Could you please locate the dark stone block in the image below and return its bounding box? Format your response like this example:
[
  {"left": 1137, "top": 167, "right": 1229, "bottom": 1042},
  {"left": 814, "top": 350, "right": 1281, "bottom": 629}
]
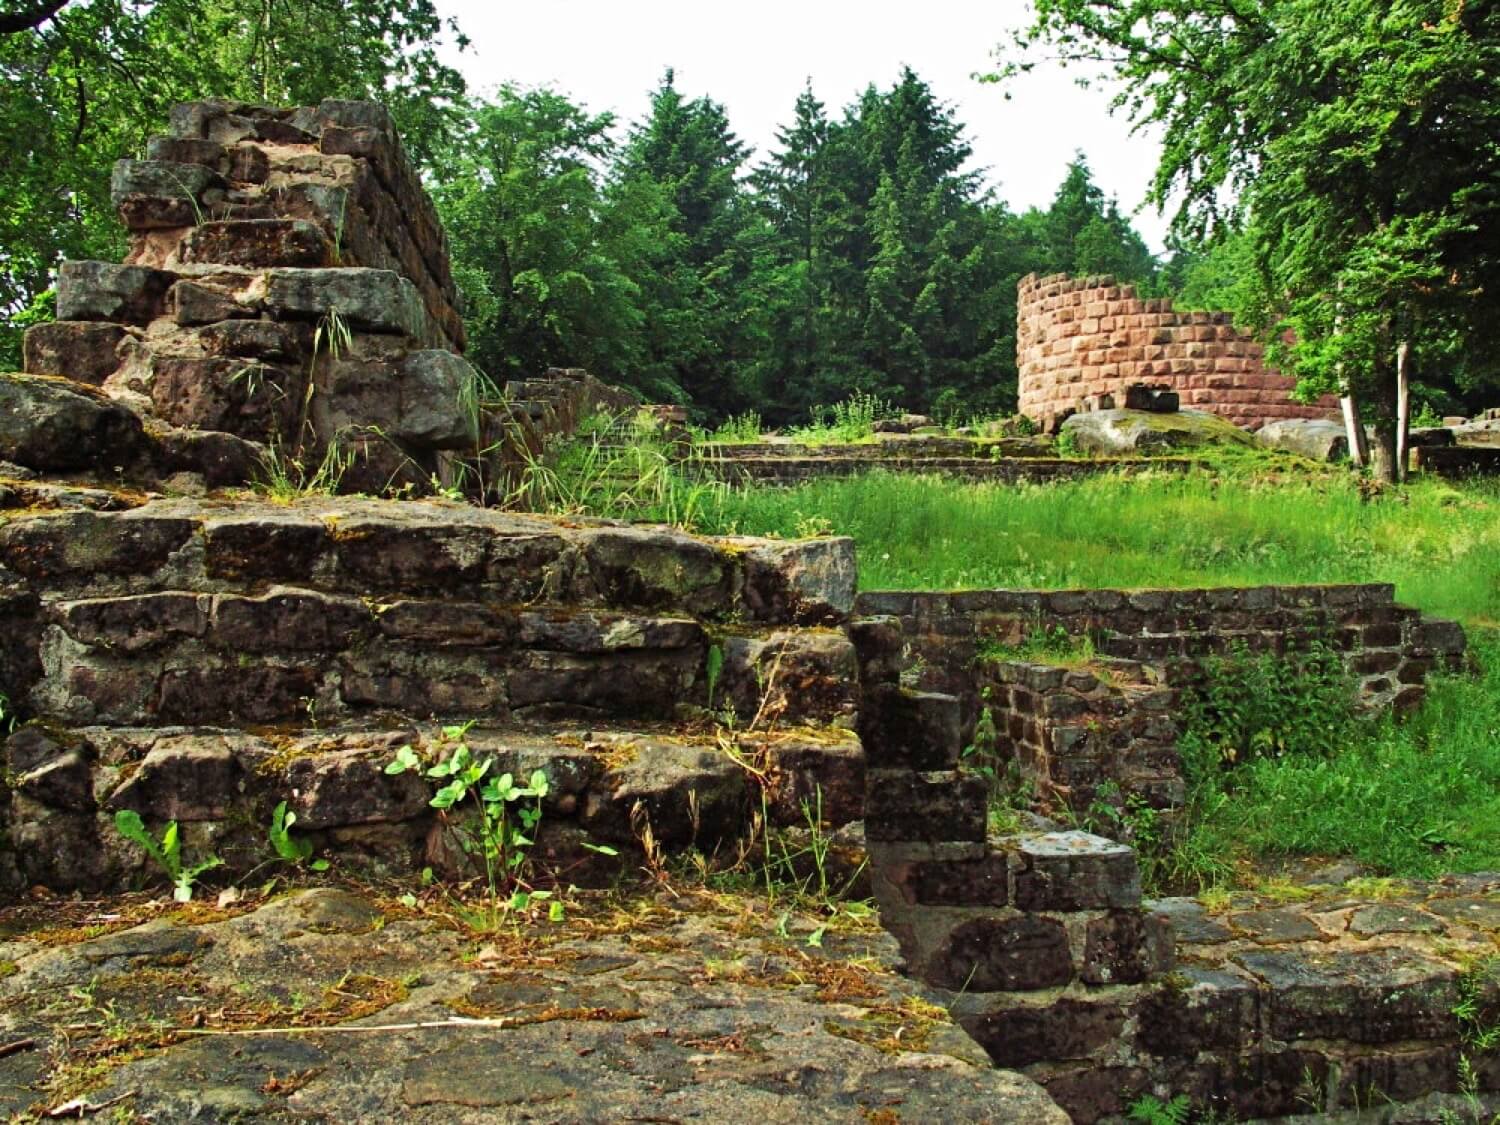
[
  {"left": 199, "top": 319, "right": 306, "bottom": 361},
  {"left": 156, "top": 663, "right": 324, "bottom": 725},
  {"left": 575, "top": 527, "right": 736, "bottom": 617},
  {"left": 880, "top": 853, "right": 1011, "bottom": 908},
  {"left": 22, "top": 322, "right": 127, "bottom": 383},
  {"left": 172, "top": 280, "right": 254, "bottom": 326},
  {"left": 0, "top": 511, "right": 195, "bottom": 581},
  {"left": 0, "top": 372, "right": 146, "bottom": 472},
  {"left": 1081, "top": 909, "right": 1174, "bottom": 984},
  {"left": 1236, "top": 947, "right": 1459, "bottom": 1043},
  {"left": 202, "top": 514, "right": 329, "bottom": 581},
  {"left": 149, "top": 355, "right": 304, "bottom": 441},
  {"left": 105, "top": 735, "right": 242, "bottom": 820},
  {"left": 930, "top": 912, "right": 1074, "bottom": 992},
  {"left": 211, "top": 590, "right": 373, "bottom": 652},
  {"left": 863, "top": 770, "right": 987, "bottom": 842},
  {"left": 956, "top": 995, "right": 1126, "bottom": 1066},
  {"left": 332, "top": 519, "right": 491, "bottom": 592},
  {"left": 1138, "top": 968, "right": 1259, "bottom": 1054},
  {"left": 284, "top": 748, "right": 431, "bottom": 830},
  {"left": 57, "top": 261, "right": 175, "bottom": 323},
  {"left": 57, "top": 593, "right": 208, "bottom": 653},
  {"left": 858, "top": 685, "right": 963, "bottom": 770}
]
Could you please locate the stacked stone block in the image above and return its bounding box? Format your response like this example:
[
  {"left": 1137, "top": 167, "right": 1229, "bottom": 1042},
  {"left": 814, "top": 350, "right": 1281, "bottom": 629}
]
[
  {"left": 1017, "top": 272, "right": 1339, "bottom": 432},
  {"left": 13, "top": 100, "right": 637, "bottom": 501},
  {"left": 983, "top": 658, "right": 1184, "bottom": 813},
  {"left": 0, "top": 496, "right": 863, "bottom": 892}
]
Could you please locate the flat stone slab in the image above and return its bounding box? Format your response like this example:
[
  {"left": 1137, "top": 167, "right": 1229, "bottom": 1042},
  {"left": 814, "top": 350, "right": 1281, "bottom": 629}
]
[{"left": 0, "top": 885, "right": 1068, "bottom": 1123}]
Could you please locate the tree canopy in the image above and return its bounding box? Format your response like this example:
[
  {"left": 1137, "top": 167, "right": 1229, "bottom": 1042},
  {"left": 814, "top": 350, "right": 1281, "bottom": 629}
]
[{"left": 1002, "top": 0, "right": 1500, "bottom": 473}]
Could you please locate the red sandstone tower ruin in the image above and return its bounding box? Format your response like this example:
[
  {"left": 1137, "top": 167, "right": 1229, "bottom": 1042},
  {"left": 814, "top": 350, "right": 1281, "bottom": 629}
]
[{"left": 1016, "top": 272, "right": 1338, "bottom": 431}]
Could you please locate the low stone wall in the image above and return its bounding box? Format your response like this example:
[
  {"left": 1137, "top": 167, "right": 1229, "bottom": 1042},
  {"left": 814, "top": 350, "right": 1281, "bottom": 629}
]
[
  {"left": 855, "top": 584, "right": 1465, "bottom": 814},
  {"left": 1017, "top": 272, "right": 1339, "bottom": 432},
  {"left": 0, "top": 497, "right": 863, "bottom": 893}
]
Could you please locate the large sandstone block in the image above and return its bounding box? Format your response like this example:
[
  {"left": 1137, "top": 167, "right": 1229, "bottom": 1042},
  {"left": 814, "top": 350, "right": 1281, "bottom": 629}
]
[
  {"left": 177, "top": 219, "right": 334, "bottom": 268},
  {"left": 0, "top": 373, "right": 147, "bottom": 472},
  {"left": 263, "top": 268, "right": 427, "bottom": 338},
  {"left": 22, "top": 322, "right": 128, "bottom": 383},
  {"left": 56, "top": 261, "right": 174, "bottom": 324}
]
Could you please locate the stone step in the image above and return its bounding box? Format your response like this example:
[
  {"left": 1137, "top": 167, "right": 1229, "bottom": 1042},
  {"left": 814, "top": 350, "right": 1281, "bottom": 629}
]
[
  {"left": 0, "top": 497, "right": 855, "bottom": 625},
  {"left": 0, "top": 372, "right": 265, "bottom": 487},
  {"left": 2, "top": 717, "right": 865, "bottom": 894}
]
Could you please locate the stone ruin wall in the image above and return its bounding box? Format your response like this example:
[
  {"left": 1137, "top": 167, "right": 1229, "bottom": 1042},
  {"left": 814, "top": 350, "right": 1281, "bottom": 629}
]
[
  {"left": 1017, "top": 272, "right": 1340, "bottom": 431},
  {"left": 856, "top": 584, "right": 1467, "bottom": 818},
  {"left": 17, "top": 98, "right": 633, "bottom": 501}
]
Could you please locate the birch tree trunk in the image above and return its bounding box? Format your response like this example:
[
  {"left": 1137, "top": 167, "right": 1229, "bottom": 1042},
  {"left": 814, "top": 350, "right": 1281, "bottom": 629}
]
[
  {"left": 1395, "top": 339, "right": 1412, "bottom": 482},
  {"left": 1340, "top": 393, "right": 1370, "bottom": 467}
]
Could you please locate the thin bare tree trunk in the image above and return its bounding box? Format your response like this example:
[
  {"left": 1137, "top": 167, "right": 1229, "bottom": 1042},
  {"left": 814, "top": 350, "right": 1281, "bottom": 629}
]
[
  {"left": 1395, "top": 339, "right": 1412, "bottom": 482},
  {"left": 1340, "top": 393, "right": 1369, "bottom": 467}
]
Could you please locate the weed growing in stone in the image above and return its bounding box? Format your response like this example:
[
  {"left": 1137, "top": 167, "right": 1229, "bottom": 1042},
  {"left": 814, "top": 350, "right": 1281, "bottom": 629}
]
[
  {"left": 386, "top": 724, "right": 557, "bottom": 927},
  {"left": 788, "top": 391, "right": 889, "bottom": 445},
  {"left": 267, "top": 801, "right": 329, "bottom": 872},
  {"left": 112, "top": 810, "right": 223, "bottom": 903},
  {"left": 708, "top": 411, "right": 762, "bottom": 443}
]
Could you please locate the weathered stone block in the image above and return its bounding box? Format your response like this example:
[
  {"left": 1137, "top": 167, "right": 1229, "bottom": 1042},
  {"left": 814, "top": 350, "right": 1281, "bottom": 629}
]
[
  {"left": 264, "top": 268, "right": 426, "bottom": 338},
  {"left": 1137, "top": 968, "right": 1259, "bottom": 1054},
  {"left": 156, "top": 663, "right": 325, "bottom": 725},
  {"left": 1236, "top": 947, "right": 1459, "bottom": 1043},
  {"left": 211, "top": 589, "right": 373, "bottom": 652},
  {"left": 858, "top": 685, "right": 963, "bottom": 770},
  {"left": 283, "top": 747, "right": 431, "bottom": 829},
  {"left": 732, "top": 535, "right": 857, "bottom": 625},
  {"left": 575, "top": 527, "right": 735, "bottom": 618},
  {"left": 879, "top": 852, "right": 1011, "bottom": 907},
  {"left": 105, "top": 735, "right": 241, "bottom": 820},
  {"left": 1010, "top": 831, "right": 1143, "bottom": 911},
  {"left": 171, "top": 280, "right": 254, "bottom": 326},
  {"left": 928, "top": 912, "right": 1074, "bottom": 991},
  {"left": 0, "top": 510, "right": 195, "bottom": 581},
  {"left": 1080, "top": 909, "right": 1174, "bottom": 984},
  {"left": 201, "top": 512, "right": 330, "bottom": 581},
  {"left": 56, "top": 261, "right": 174, "bottom": 323},
  {"left": 56, "top": 593, "right": 209, "bottom": 653},
  {"left": 0, "top": 373, "right": 146, "bottom": 472},
  {"left": 149, "top": 355, "right": 303, "bottom": 440},
  {"left": 178, "top": 219, "right": 333, "bottom": 267},
  {"left": 953, "top": 994, "right": 1129, "bottom": 1067},
  {"left": 22, "top": 322, "right": 128, "bottom": 383}
]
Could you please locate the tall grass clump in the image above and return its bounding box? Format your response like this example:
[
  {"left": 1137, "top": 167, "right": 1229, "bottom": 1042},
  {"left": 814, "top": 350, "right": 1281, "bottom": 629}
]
[
  {"left": 788, "top": 391, "right": 889, "bottom": 445},
  {"left": 708, "top": 411, "right": 763, "bottom": 444},
  {"left": 506, "top": 411, "right": 727, "bottom": 529},
  {"left": 688, "top": 470, "right": 1500, "bottom": 626}
]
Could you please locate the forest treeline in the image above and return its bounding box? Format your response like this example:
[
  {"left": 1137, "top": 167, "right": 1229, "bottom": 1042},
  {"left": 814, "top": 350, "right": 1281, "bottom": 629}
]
[{"left": 2, "top": 0, "right": 1494, "bottom": 436}]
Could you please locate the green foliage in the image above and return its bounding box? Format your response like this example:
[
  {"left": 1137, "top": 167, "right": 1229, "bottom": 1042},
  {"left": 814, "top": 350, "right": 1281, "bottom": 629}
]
[
  {"left": 704, "top": 643, "right": 726, "bottom": 713},
  {"left": 789, "top": 391, "right": 890, "bottom": 445},
  {"left": 1127, "top": 1094, "right": 1191, "bottom": 1125},
  {"left": 709, "top": 412, "right": 763, "bottom": 444},
  {"left": 505, "top": 417, "right": 728, "bottom": 529},
  {"left": 684, "top": 471, "right": 1500, "bottom": 627},
  {"left": 980, "top": 623, "right": 1097, "bottom": 667},
  {"left": 998, "top": 0, "right": 1500, "bottom": 475},
  {"left": 112, "top": 809, "right": 223, "bottom": 903},
  {"left": 1180, "top": 643, "right": 1354, "bottom": 769},
  {"left": 268, "top": 801, "right": 329, "bottom": 871}
]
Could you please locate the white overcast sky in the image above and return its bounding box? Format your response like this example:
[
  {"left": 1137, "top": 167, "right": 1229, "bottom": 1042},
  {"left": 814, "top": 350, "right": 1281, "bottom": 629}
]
[{"left": 433, "top": 0, "right": 1170, "bottom": 250}]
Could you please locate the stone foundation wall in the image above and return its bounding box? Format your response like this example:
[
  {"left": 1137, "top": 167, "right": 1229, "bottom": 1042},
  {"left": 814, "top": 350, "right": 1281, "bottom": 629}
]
[
  {"left": 855, "top": 583, "right": 1466, "bottom": 814},
  {"left": 1017, "top": 272, "right": 1339, "bottom": 432}
]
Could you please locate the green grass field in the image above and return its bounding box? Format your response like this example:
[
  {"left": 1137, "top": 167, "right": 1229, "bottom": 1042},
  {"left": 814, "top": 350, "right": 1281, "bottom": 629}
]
[{"left": 688, "top": 469, "right": 1500, "bottom": 626}]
